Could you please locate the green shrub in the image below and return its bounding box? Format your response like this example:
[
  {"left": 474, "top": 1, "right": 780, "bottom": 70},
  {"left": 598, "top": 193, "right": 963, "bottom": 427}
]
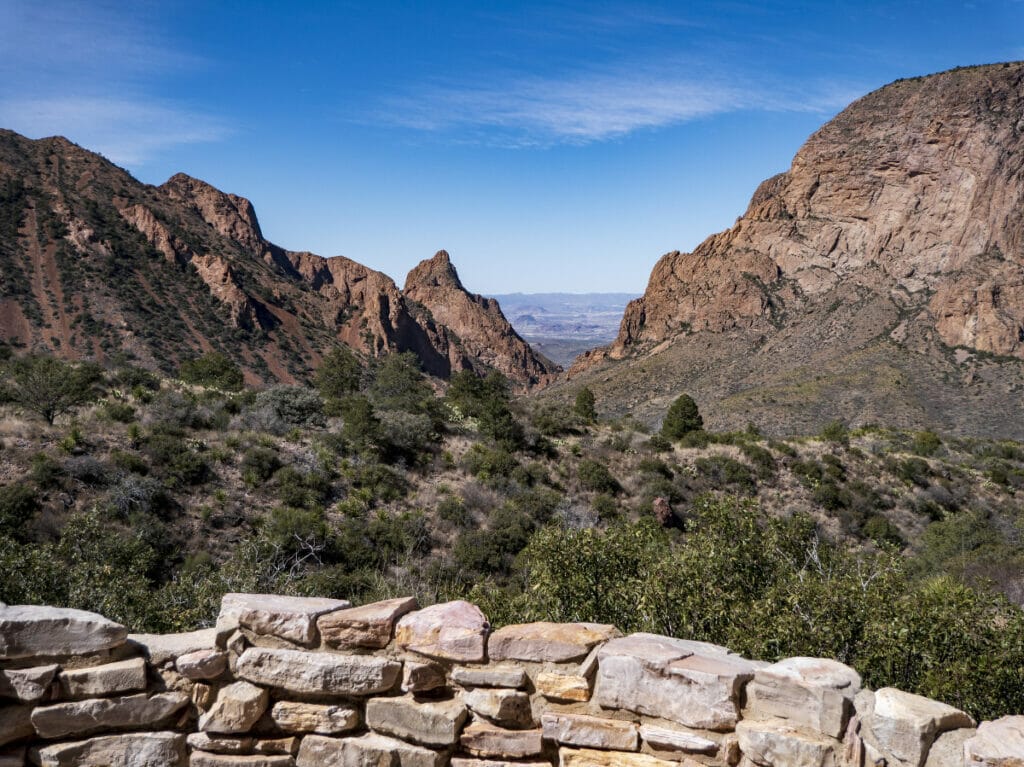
[
  {"left": 241, "top": 447, "right": 282, "bottom": 486},
  {"left": 740, "top": 442, "right": 776, "bottom": 478},
  {"left": 1, "top": 354, "right": 104, "bottom": 424},
  {"left": 577, "top": 459, "right": 620, "bottom": 494},
  {"left": 179, "top": 352, "right": 244, "bottom": 391},
  {"left": 660, "top": 394, "right": 703, "bottom": 440},
  {"left": 820, "top": 419, "right": 850, "bottom": 445},
  {"left": 254, "top": 386, "right": 325, "bottom": 429},
  {"left": 912, "top": 430, "right": 943, "bottom": 457},
  {"left": 103, "top": 401, "right": 137, "bottom": 423},
  {"left": 315, "top": 347, "right": 362, "bottom": 404},
  {"left": 573, "top": 387, "right": 596, "bottom": 422},
  {"left": 695, "top": 455, "right": 755, "bottom": 492},
  {"left": 0, "top": 483, "right": 38, "bottom": 539}
]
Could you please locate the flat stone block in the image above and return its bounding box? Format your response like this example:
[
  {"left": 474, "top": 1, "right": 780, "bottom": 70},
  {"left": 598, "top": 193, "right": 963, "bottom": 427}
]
[
  {"left": 31, "top": 731, "right": 186, "bottom": 767},
  {"left": 30, "top": 692, "right": 189, "bottom": 739},
  {"left": 536, "top": 672, "right": 590, "bottom": 702},
  {"left": 0, "top": 606, "right": 126, "bottom": 660},
  {"left": 296, "top": 733, "right": 443, "bottom": 767},
  {"left": 317, "top": 596, "right": 418, "bottom": 649},
  {"left": 189, "top": 754, "right": 294, "bottom": 767},
  {"left": 559, "top": 747, "right": 679, "bottom": 767},
  {"left": 0, "top": 665, "right": 59, "bottom": 703},
  {"left": 235, "top": 647, "right": 400, "bottom": 696},
  {"left": 367, "top": 694, "right": 468, "bottom": 747},
  {"left": 542, "top": 712, "right": 639, "bottom": 751},
  {"left": 216, "top": 593, "right": 350, "bottom": 646},
  {"left": 452, "top": 665, "right": 528, "bottom": 689},
  {"left": 489, "top": 622, "right": 620, "bottom": 663},
  {"left": 56, "top": 657, "right": 148, "bottom": 700},
  {"left": 396, "top": 601, "right": 489, "bottom": 662},
  {"left": 199, "top": 681, "right": 268, "bottom": 734},
  {"left": 270, "top": 701, "right": 360, "bottom": 735},
  {"left": 461, "top": 721, "right": 544, "bottom": 758},
  {"left": 964, "top": 716, "right": 1024, "bottom": 767},
  {"left": 462, "top": 688, "right": 532, "bottom": 728},
  {"left": 129, "top": 628, "right": 218, "bottom": 665},
  {"left": 177, "top": 650, "right": 229, "bottom": 681},
  {"left": 735, "top": 718, "right": 837, "bottom": 767},
  {"left": 639, "top": 724, "right": 717, "bottom": 754}
]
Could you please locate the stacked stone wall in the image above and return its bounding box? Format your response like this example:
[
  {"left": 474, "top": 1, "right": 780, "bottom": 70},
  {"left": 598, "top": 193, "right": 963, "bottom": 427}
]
[{"left": 0, "top": 596, "right": 1021, "bottom": 766}]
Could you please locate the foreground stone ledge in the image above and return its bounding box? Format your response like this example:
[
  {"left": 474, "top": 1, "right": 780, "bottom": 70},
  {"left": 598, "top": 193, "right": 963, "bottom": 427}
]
[
  {"left": 217, "top": 593, "right": 351, "bottom": 646},
  {"left": 317, "top": 596, "right": 418, "bottom": 650},
  {"left": 366, "top": 694, "right": 468, "bottom": 747},
  {"left": 855, "top": 687, "right": 974, "bottom": 767},
  {"left": 488, "top": 622, "right": 620, "bottom": 663},
  {"left": 0, "top": 665, "right": 59, "bottom": 704},
  {"left": 235, "top": 646, "right": 401, "bottom": 696},
  {"left": 129, "top": 628, "right": 219, "bottom": 666},
  {"left": 558, "top": 746, "right": 680, "bottom": 767},
  {"left": 30, "top": 691, "right": 189, "bottom": 739},
  {"left": 743, "top": 656, "right": 861, "bottom": 739},
  {"left": 964, "top": 716, "right": 1024, "bottom": 767},
  {"left": 396, "top": 600, "right": 490, "bottom": 663},
  {"left": 0, "top": 606, "right": 127, "bottom": 661},
  {"left": 296, "top": 732, "right": 442, "bottom": 767},
  {"left": 31, "top": 731, "right": 186, "bottom": 767},
  {"left": 56, "top": 657, "right": 148, "bottom": 700},
  {"left": 270, "top": 700, "right": 360, "bottom": 735},
  {"left": 461, "top": 721, "right": 544, "bottom": 758},
  {"left": 542, "top": 712, "right": 639, "bottom": 751}
]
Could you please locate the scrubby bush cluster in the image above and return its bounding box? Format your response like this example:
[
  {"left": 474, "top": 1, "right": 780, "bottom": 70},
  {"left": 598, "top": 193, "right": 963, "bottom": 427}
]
[{"left": 1, "top": 356, "right": 1024, "bottom": 719}]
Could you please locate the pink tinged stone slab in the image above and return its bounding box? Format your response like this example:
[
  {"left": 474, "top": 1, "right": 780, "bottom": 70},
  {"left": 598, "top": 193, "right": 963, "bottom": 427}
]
[
  {"left": 594, "top": 633, "right": 755, "bottom": 732},
  {"left": 216, "top": 593, "right": 350, "bottom": 646},
  {"left": 189, "top": 754, "right": 294, "bottom": 767},
  {"left": 270, "top": 701, "right": 360, "bottom": 735},
  {"left": 744, "top": 656, "right": 861, "bottom": 739},
  {"left": 488, "top": 622, "right": 620, "bottom": 663},
  {"left": 536, "top": 672, "right": 591, "bottom": 702},
  {"left": 129, "top": 628, "right": 218, "bottom": 665},
  {"left": 30, "top": 691, "right": 189, "bottom": 739},
  {"left": 639, "top": 724, "right": 718, "bottom": 755},
  {"left": 403, "top": 660, "right": 448, "bottom": 693},
  {"left": 964, "top": 716, "right": 1024, "bottom": 767},
  {"left": 187, "top": 732, "right": 255, "bottom": 754},
  {"left": 452, "top": 665, "right": 528, "bottom": 689},
  {"left": 317, "top": 596, "right": 418, "bottom": 649},
  {"left": 541, "top": 712, "right": 639, "bottom": 751},
  {"left": 0, "top": 664, "right": 59, "bottom": 703},
  {"left": 296, "top": 732, "right": 443, "bottom": 767},
  {"left": 462, "top": 688, "right": 533, "bottom": 728},
  {"left": 735, "top": 719, "right": 838, "bottom": 767},
  {"left": 31, "top": 731, "right": 187, "bottom": 767},
  {"left": 558, "top": 747, "right": 679, "bottom": 766},
  {"left": 57, "top": 657, "right": 148, "bottom": 699},
  {"left": 366, "top": 694, "right": 468, "bottom": 747},
  {"left": 0, "top": 605, "right": 127, "bottom": 660},
  {"left": 453, "top": 760, "right": 551, "bottom": 767},
  {"left": 461, "top": 721, "right": 544, "bottom": 758},
  {"left": 177, "top": 649, "right": 229, "bottom": 680},
  {"left": 396, "top": 600, "right": 490, "bottom": 662},
  {"left": 856, "top": 687, "right": 974, "bottom": 767},
  {"left": 235, "top": 646, "right": 400, "bottom": 696},
  {"left": 198, "top": 681, "right": 269, "bottom": 734},
  {"left": 0, "top": 705, "right": 33, "bottom": 748}
]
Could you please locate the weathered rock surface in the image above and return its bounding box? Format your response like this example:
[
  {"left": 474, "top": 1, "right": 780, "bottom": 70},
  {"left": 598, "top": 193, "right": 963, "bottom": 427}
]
[
  {"left": 235, "top": 646, "right": 400, "bottom": 695},
  {"left": 0, "top": 665, "right": 58, "bottom": 703},
  {"left": 541, "top": 712, "right": 639, "bottom": 751},
  {"left": 216, "top": 593, "right": 350, "bottom": 646},
  {"left": 178, "top": 649, "right": 229, "bottom": 680},
  {"left": 30, "top": 692, "right": 189, "bottom": 738},
  {"left": 536, "top": 672, "right": 591, "bottom": 702},
  {"left": 403, "top": 660, "right": 448, "bottom": 693},
  {"left": 462, "top": 687, "right": 533, "bottom": 727},
  {"left": 453, "top": 760, "right": 550, "bottom": 767},
  {"left": 317, "top": 596, "right": 418, "bottom": 649},
  {"left": 639, "top": 724, "right": 718, "bottom": 754},
  {"left": 270, "top": 701, "right": 360, "bottom": 734},
  {"left": 366, "top": 694, "right": 468, "bottom": 747},
  {"left": 594, "top": 634, "right": 755, "bottom": 731},
  {"left": 744, "top": 657, "right": 860, "bottom": 738},
  {"left": 396, "top": 601, "right": 490, "bottom": 662},
  {"left": 404, "top": 251, "right": 560, "bottom": 389},
  {"left": 0, "top": 606, "right": 126, "bottom": 660},
  {"left": 0, "top": 705, "right": 33, "bottom": 747},
  {"left": 855, "top": 687, "right": 974, "bottom": 767},
  {"left": 488, "top": 622, "right": 619, "bottom": 663},
  {"left": 56, "top": 657, "right": 148, "bottom": 699},
  {"left": 189, "top": 753, "right": 293, "bottom": 767},
  {"left": 31, "top": 731, "right": 186, "bottom": 767},
  {"left": 199, "top": 681, "right": 268, "bottom": 734},
  {"left": 187, "top": 732, "right": 255, "bottom": 754},
  {"left": 923, "top": 727, "right": 976, "bottom": 767},
  {"left": 129, "top": 628, "right": 218, "bottom": 665},
  {"left": 736, "top": 718, "right": 837, "bottom": 767},
  {"left": 461, "top": 721, "right": 544, "bottom": 758},
  {"left": 964, "top": 716, "right": 1024, "bottom": 766},
  {"left": 296, "top": 732, "right": 442, "bottom": 767},
  {"left": 558, "top": 747, "right": 678, "bottom": 767},
  {"left": 452, "top": 665, "right": 528, "bottom": 689}
]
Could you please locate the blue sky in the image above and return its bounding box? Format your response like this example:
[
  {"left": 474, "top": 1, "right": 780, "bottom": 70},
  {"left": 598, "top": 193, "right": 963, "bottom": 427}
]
[{"left": 1, "top": 1, "right": 1021, "bottom": 293}]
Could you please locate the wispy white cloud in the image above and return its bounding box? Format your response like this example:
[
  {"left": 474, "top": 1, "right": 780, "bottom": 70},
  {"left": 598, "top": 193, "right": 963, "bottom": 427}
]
[
  {"left": 0, "top": 97, "right": 230, "bottom": 166},
  {"left": 377, "top": 65, "right": 864, "bottom": 147},
  {"left": 0, "top": 0, "right": 226, "bottom": 164}
]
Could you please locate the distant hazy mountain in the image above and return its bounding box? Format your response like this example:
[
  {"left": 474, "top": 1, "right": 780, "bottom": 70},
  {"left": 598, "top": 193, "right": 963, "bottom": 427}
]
[{"left": 492, "top": 293, "right": 637, "bottom": 366}]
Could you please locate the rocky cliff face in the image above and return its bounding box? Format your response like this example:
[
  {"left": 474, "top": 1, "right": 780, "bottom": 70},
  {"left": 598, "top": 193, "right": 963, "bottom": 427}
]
[
  {"left": 404, "top": 251, "right": 560, "bottom": 388},
  {"left": 0, "top": 129, "right": 549, "bottom": 387},
  {"left": 563, "top": 63, "right": 1024, "bottom": 437}
]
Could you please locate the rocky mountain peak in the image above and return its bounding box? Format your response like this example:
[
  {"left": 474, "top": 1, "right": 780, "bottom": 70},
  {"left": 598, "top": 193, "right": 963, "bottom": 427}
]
[
  {"left": 405, "top": 249, "right": 464, "bottom": 291},
  {"left": 161, "top": 172, "right": 265, "bottom": 256}
]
